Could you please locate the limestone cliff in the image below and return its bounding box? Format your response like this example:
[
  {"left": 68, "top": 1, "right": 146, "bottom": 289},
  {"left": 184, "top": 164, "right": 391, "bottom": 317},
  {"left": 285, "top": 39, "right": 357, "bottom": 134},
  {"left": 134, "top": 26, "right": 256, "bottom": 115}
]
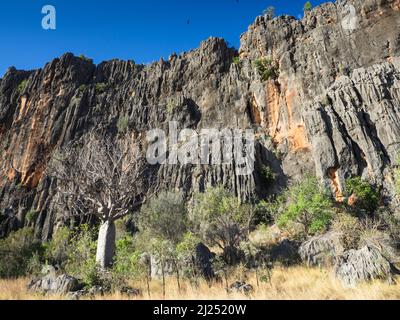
[{"left": 1, "top": 0, "right": 399, "bottom": 240}]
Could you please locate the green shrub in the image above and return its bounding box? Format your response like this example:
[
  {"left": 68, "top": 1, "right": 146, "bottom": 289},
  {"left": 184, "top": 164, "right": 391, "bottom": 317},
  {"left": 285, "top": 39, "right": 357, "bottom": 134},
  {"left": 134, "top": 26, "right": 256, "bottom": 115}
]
[
  {"left": 17, "top": 79, "right": 28, "bottom": 94},
  {"left": 117, "top": 116, "right": 130, "bottom": 134},
  {"left": 95, "top": 82, "right": 108, "bottom": 93},
  {"left": 332, "top": 212, "right": 361, "bottom": 250},
  {"left": 78, "top": 54, "right": 93, "bottom": 63},
  {"left": 176, "top": 232, "right": 198, "bottom": 260},
  {"left": 166, "top": 99, "right": 177, "bottom": 114},
  {"left": 189, "top": 186, "right": 255, "bottom": 262},
  {"left": 233, "top": 57, "right": 240, "bottom": 65},
  {"left": 44, "top": 226, "right": 71, "bottom": 267},
  {"left": 0, "top": 228, "right": 44, "bottom": 278},
  {"left": 304, "top": 1, "right": 312, "bottom": 12},
  {"left": 63, "top": 225, "right": 100, "bottom": 287},
  {"left": 25, "top": 209, "right": 39, "bottom": 225},
  {"left": 276, "top": 175, "right": 333, "bottom": 236},
  {"left": 345, "top": 177, "right": 379, "bottom": 214},
  {"left": 253, "top": 57, "right": 278, "bottom": 81},
  {"left": 260, "top": 165, "right": 276, "bottom": 183},
  {"left": 139, "top": 192, "right": 187, "bottom": 245},
  {"left": 78, "top": 84, "right": 88, "bottom": 93},
  {"left": 111, "top": 235, "right": 144, "bottom": 289}
]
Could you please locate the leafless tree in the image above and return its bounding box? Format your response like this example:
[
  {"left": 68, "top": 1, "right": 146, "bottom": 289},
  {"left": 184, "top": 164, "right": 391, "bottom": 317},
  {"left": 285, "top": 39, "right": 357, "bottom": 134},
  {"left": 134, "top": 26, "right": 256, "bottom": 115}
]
[{"left": 49, "top": 132, "right": 151, "bottom": 269}]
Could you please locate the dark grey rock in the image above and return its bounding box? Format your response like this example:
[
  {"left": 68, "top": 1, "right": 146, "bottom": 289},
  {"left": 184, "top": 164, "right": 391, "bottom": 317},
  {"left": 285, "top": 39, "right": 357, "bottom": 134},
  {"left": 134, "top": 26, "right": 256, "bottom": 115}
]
[
  {"left": 67, "top": 290, "right": 88, "bottom": 301},
  {"left": 270, "top": 239, "right": 300, "bottom": 266},
  {"left": 120, "top": 286, "right": 141, "bottom": 297},
  {"left": 334, "top": 246, "right": 397, "bottom": 287},
  {"left": 28, "top": 273, "right": 81, "bottom": 295},
  {"left": 193, "top": 243, "right": 215, "bottom": 280},
  {"left": 299, "top": 232, "right": 344, "bottom": 267},
  {"left": 229, "top": 281, "right": 254, "bottom": 294}
]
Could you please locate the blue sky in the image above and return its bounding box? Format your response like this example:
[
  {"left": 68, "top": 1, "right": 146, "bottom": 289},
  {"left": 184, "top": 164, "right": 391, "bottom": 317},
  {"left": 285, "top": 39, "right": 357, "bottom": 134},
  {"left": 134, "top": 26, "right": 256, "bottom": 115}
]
[{"left": 0, "top": 0, "right": 328, "bottom": 76}]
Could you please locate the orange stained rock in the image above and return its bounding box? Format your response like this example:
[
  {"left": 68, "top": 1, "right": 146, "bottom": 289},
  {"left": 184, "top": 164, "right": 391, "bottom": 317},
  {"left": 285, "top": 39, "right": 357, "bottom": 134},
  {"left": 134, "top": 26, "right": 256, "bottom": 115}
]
[
  {"left": 327, "top": 168, "right": 344, "bottom": 201},
  {"left": 250, "top": 94, "right": 262, "bottom": 125},
  {"left": 17, "top": 96, "right": 28, "bottom": 121},
  {"left": 348, "top": 193, "right": 359, "bottom": 207},
  {"left": 265, "top": 80, "right": 311, "bottom": 152},
  {"left": 7, "top": 94, "right": 54, "bottom": 189},
  {"left": 7, "top": 168, "right": 17, "bottom": 182},
  {"left": 265, "top": 81, "right": 281, "bottom": 138}
]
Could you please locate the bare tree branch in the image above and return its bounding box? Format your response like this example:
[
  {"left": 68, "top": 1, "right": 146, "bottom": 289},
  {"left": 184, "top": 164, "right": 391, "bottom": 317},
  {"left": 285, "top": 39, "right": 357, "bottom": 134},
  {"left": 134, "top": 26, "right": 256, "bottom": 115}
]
[{"left": 48, "top": 132, "right": 150, "bottom": 222}]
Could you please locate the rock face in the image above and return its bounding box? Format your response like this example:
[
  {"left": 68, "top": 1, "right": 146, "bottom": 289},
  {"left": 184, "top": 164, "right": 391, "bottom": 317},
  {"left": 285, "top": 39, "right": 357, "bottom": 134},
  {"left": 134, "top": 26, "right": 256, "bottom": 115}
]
[
  {"left": 334, "top": 246, "right": 397, "bottom": 287},
  {"left": 1, "top": 0, "right": 400, "bottom": 239},
  {"left": 299, "top": 232, "right": 344, "bottom": 267}
]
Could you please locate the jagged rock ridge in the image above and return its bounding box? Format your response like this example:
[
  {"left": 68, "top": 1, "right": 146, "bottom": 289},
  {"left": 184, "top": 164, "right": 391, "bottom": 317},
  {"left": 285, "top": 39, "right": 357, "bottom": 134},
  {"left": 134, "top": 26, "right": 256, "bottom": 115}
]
[{"left": 0, "top": 0, "right": 399, "bottom": 240}]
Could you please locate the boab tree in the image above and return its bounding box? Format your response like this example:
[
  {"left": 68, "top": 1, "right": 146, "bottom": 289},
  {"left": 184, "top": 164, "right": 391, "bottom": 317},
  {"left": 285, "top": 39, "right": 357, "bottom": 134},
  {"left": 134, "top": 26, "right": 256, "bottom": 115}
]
[{"left": 50, "top": 132, "right": 150, "bottom": 269}]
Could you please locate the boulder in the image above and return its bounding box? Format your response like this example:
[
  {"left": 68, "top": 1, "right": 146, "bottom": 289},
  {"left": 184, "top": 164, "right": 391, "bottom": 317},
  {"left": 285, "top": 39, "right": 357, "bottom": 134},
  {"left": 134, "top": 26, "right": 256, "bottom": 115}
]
[
  {"left": 360, "top": 233, "right": 400, "bottom": 265},
  {"left": 193, "top": 243, "right": 215, "bottom": 279},
  {"left": 334, "top": 246, "right": 398, "bottom": 287},
  {"left": 120, "top": 286, "right": 141, "bottom": 297},
  {"left": 28, "top": 273, "right": 81, "bottom": 295},
  {"left": 67, "top": 290, "right": 88, "bottom": 301},
  {"left": 299, "top": 232, "right": 344, "bottom": 267},
  {"left": 270, "top": 239, "right": 300, "bottom": 266},
  {"left": 229, "top": 281, "right": 254, "bottom": 295}
]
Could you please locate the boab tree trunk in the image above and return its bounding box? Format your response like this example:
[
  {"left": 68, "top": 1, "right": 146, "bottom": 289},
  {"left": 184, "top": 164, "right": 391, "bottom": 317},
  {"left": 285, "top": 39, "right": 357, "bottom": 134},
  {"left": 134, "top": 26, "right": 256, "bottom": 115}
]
[{"left": 96, "top": 220, "right": 116, "bottom": 269}]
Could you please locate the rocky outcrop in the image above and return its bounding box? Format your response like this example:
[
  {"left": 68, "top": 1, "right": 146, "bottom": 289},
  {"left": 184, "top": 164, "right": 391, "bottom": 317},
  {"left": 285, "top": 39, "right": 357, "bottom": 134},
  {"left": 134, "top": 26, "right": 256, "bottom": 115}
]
[
  {"left": 334, "top": 246, "right": 398, "bottom": 287},
  {"left": 299, "top": 231, "right": 344, "bottom": 267},
  {"left": 1, "top": 0, "right": 400, "bottom": 239},
  {"left": 28, "top": 271, "right": 82, "bottom": 295}
]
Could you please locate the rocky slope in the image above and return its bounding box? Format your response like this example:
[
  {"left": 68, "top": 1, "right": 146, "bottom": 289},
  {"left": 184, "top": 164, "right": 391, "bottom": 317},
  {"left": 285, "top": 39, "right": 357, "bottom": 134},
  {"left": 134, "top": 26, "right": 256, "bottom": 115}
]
[{"left": 0, "top": 0, "right": 399, "bottom": 240}]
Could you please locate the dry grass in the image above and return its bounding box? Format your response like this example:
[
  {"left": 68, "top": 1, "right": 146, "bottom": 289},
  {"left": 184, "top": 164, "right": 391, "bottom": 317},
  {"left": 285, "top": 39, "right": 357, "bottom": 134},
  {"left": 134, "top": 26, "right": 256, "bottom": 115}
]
[
  {"left": 0, "top": 278, "right": 62, "bottom": 300},
  {"left": 1, "top": 267, "right": 399, "bottom": 300}
]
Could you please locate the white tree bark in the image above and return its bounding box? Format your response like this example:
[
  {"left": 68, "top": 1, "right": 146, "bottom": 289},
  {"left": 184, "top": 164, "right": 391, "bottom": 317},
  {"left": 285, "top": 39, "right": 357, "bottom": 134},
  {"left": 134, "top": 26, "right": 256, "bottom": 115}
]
[{"left": 96, "top": 220, "right": 116, "bottom": 269}]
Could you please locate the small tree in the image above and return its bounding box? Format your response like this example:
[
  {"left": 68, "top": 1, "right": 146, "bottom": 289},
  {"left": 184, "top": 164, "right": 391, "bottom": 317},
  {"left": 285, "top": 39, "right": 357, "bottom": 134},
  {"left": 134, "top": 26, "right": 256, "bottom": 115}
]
[
  {"left": 112, "top": 236, "right": 140, "bottom": 277},
  {"left": 150, "top": 238, "right": 173, "bottom": 299},
  {"left": 176, "top": 232, "right": 200, "bottom": 287},
  {"left": 189, "top": 187, "right": 255, "bottom": 264},
  {"left": 276, "top": 175, "right": 333, "bottom": 236},
  {"left": 240, "top": 240, "right": 272, "bottom": 287},
  {"left": 138, "top": 191, "right": 187, "bottom": 245},
  {"left": 0, "top": 228, "right": 43, "bottom": 278},
  {"left": 304, "top": 1, "right": 312, "bottom": 12},
  {"left": 253, "top": 57, "right": 278, "bottom": 81},
  {"left": 212, "top": 255, "right": 230, "bottom": 292},
  {"left": 50, "top": 132, "right": 150, "bottom": 269}
]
